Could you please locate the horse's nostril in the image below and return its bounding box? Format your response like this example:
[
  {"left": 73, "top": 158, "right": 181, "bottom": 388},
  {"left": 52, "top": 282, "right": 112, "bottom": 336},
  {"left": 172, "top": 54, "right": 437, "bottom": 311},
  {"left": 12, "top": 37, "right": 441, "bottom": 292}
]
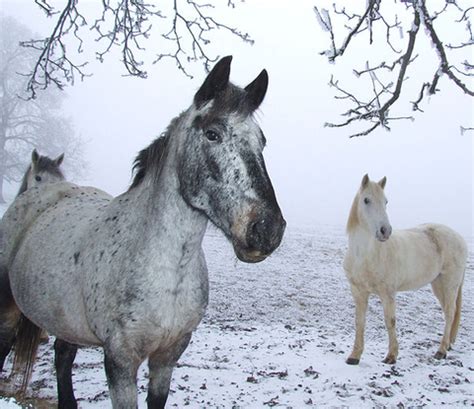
[
  {"left": 251, "top": 219, "right": 266, "bottom": 239},
  {"left": 380, "top": 226, "right": 386, "bottom": 235}
]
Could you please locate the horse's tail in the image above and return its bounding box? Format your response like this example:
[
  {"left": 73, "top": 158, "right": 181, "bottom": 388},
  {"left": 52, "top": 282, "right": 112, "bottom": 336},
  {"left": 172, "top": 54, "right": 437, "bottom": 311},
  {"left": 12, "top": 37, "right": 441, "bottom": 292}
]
[
  {"left": 11, "top": 314, "right": 42, "bottom": 394},
  {"left": 450, "top": 281, "right": 463, "bottom": 345}
]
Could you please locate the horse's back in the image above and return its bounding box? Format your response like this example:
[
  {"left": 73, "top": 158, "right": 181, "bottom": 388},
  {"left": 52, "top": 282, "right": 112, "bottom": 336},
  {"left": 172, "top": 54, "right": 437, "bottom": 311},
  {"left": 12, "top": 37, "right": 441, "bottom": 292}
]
[
  {"left": 1, "top": 182, "right": 111, "bottom": 267},
  {"left": 414, "top": 223, "right": 467, "bottom": 272},
  {"left": 2, "top": 182, "right": 112, "bottom": 345}
]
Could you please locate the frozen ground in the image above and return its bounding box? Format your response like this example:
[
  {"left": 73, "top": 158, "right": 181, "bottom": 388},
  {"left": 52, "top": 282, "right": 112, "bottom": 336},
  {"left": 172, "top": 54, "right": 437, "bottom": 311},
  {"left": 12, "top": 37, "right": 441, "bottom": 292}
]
[{"left": 0, "top": 202, "right": 473, "bottom": 407}]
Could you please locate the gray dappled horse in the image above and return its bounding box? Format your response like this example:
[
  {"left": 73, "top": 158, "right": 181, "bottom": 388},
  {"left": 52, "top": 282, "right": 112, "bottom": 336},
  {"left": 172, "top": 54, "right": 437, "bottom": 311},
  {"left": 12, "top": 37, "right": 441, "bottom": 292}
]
[
  {"left": 0, "top": 56, "right": 285, "bottom": 408},
  {"left": 0, "top": 149, "right": 65, "bottom": 372},
  {"left": 17, "top": 149, "right": 65, "bottom": 196}
]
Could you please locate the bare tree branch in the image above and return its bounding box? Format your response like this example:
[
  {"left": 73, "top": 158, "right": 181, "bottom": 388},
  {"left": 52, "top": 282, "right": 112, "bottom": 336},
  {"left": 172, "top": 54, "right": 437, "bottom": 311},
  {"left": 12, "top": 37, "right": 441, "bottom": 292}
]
[
  {"left": 315, "top": 0, "right": 473, "bottom": 137},
  {"left": 24, "top": 0, "right": 252, "bottom": 97}
]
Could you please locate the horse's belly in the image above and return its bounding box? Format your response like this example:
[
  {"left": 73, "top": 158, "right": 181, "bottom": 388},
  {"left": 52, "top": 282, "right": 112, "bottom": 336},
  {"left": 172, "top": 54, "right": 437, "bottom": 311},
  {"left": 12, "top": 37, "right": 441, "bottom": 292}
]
[
  {"left": 10, "top": 261, "right": 101, "bottom": 345},
  {"left": 9, "top": 225, "right": 102, "bottom": 346},
  {"left": 397, "top": 270, "right": 439, "bottom": 292}
]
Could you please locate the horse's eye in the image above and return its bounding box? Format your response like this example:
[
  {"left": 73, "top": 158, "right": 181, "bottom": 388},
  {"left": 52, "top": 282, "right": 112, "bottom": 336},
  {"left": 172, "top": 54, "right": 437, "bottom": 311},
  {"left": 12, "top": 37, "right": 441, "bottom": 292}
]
[
  {"left": 205, "top": 130, "right": 220, "bottom": 142},
  {"left": 364, "top": 198, "right": 370, "bottom": 205},
  {"left": 35, "top": 175, "right": 42, "bottom": 182}
]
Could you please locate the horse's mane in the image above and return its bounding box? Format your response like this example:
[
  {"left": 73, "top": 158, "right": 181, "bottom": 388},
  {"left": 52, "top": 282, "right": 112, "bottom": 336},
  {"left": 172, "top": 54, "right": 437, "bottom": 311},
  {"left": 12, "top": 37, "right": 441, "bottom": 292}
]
[
  {"left": 129, "top": 116, "right": 181, "bottom": 190},
  {"left": 129, "top": 135, "right": 169, "bottom": 190},
  {"left": 346, "top": 192, "right": 359, "bottom": 233},
  {"left": 17, "top": 167, "right": 32, "bottom": 196}
]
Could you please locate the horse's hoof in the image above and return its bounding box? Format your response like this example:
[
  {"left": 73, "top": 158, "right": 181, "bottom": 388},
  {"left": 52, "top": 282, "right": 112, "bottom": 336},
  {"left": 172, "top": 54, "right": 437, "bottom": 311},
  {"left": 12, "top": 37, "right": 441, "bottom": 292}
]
[
  {"left": 434, "top": 351, "right": 446, "bottom": 360},
  {"left": 346, "top": 357, "right": 360, "bottom": 365},
  {"left": 382, "top": 356, "right": 396, "bottom": 365}
]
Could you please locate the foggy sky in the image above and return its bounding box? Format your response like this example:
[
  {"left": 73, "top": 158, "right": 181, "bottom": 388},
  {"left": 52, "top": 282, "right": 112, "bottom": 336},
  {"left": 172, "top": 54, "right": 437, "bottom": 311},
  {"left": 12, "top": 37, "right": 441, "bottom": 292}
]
[{"left": 1, "top": 0, "right": 472, "bottom": 237}]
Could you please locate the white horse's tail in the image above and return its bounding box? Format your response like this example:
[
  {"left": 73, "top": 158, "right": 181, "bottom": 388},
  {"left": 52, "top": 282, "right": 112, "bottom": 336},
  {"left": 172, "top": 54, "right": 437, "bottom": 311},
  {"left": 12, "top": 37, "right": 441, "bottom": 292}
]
[{"left": 450, "top": 282, "right": 463, "bottom": 345}]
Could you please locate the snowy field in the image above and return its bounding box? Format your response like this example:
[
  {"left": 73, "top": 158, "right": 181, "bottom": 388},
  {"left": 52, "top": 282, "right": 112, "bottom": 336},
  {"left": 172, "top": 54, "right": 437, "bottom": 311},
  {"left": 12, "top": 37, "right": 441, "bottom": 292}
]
[{"left": 0, "top": 203, "right": 473, "bottom": 407}]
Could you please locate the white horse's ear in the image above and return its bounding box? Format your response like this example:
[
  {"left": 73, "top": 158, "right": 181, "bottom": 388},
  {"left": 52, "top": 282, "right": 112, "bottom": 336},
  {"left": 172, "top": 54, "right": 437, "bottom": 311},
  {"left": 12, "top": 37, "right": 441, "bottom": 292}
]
[
  {"left": 378, "top": 176, "right": 387, "bottom": 189},
  {"left": 361, "top": 174, "right": 369, "bottom": 188},
  {"left": 194, "top": 55, "right": 232, "bottom": 108},
  {"left": 32, "top": 149, "right": 39, "bottom": 165},
  {"left": 55, "top": 153, "right": 65, "bottom": 166}
]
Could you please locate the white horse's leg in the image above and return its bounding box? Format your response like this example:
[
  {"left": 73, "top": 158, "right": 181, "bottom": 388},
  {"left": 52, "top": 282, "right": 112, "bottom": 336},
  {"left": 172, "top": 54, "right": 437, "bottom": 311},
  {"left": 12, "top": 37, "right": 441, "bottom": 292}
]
[
  {"left": 431, "top": 276, "right": 457, "bottom": 359},
  {"left": 380, "top": 293, "right": 398, "bottom": 364},
  {"left": 104, "top": 347, "right": 141, "bottom": 409},
  {"left": 147, "top": 333, "right": 192, "bottom": 408},
  {"left": 347, "top": 285, "right": 369, "bottom": 365}
]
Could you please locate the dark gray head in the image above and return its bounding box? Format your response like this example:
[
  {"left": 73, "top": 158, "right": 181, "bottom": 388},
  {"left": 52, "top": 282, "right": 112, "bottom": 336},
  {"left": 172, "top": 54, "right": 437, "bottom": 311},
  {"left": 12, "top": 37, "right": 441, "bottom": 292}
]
[
  {"left": 131, "top": 56, "right": 286, "bottom": 262},
  {"left": 179, "top": 56, "right": 285, "bottom": 262},
  {"left": 17, "top": 149, "right": 65, "bottom": 196}
]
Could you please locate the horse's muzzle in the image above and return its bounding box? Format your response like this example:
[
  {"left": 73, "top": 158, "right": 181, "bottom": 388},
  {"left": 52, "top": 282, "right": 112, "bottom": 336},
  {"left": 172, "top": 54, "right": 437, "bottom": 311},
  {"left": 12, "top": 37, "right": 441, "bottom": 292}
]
[
  {"left": 232, "top": 211, "right": 286, "bottom": 263},
  {"left": 376, "top": 224, "right": 392, "bottom": 242}
]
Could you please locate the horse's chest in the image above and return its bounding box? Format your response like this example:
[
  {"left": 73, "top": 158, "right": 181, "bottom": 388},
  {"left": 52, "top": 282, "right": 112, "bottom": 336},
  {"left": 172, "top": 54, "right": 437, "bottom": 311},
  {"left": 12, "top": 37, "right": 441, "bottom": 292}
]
[
  {"left": 95, "top": 261, "right": 209, "bottom": 352},
  {"left": 344, "top": 254, "right": 385, "bottom": 292}
]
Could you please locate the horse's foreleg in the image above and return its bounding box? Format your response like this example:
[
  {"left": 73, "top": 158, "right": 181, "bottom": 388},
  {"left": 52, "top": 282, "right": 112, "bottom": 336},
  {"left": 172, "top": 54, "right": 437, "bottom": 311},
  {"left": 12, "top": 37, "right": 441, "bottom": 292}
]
[
  {"left": 104, "top": 347, "right": 141, "bottom": 409},
  {"left": 380, "top": 293, "right": 398, "bottom": 364},
  {"left": 54, "top": 338, "right": 78, "bottom": 409},
  {"left": 147, "top": 333, "right": 192, "bottom": 409},
  {"left": 347, "top": 286, "right": 369, "bottom": 365}
]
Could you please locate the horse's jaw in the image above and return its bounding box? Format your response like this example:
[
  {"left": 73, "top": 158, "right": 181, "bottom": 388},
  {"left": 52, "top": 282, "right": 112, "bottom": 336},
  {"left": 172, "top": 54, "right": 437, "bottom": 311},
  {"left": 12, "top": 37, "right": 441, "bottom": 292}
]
[{"left": 233, "top": 246, "right": 269, "bottom": 263}]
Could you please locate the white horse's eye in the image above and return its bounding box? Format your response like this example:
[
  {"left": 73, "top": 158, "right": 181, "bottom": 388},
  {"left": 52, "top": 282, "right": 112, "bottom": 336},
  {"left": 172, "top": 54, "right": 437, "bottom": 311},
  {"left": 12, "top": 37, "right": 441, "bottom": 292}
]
[
  {"left": 205, "top": 130, "right": 220, "bottom": 142},
  {"left": 35, "top": 175, "right": 42, "bottom": 182},
  {"left": 364, "top": 197, "right": 370, "bottom": 205}
]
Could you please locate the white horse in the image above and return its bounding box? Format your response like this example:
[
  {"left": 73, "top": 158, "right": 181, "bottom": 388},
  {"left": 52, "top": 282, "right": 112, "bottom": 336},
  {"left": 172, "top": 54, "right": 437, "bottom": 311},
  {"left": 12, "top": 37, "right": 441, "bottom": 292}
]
[{"left": 344, "top": 174, "right": 467, "bottom": 365}]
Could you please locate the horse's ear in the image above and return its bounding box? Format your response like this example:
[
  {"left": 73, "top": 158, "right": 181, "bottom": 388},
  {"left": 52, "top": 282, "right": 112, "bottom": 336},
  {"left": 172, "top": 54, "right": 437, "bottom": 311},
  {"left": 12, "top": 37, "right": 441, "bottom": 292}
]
[
  {"left": 54, "top": 153, "right": 64, "bottom": 166},
  {"left": 361, "top": 174, "right": 369, "bottom": 188},
  {"left": 378, "top": 176, "right": 387, "bottom": 189},
  {"left": 32, "top": 149, "right": 39, "bottom": 165},
  {"left": 244, "top": 69, "right": 268, "bottom": 112},
  {"left": 55, "top": 153, "right": 65, "bottom": 166},
  {"left": 194, "top": 56, "right": 232, "bottom": 108}
]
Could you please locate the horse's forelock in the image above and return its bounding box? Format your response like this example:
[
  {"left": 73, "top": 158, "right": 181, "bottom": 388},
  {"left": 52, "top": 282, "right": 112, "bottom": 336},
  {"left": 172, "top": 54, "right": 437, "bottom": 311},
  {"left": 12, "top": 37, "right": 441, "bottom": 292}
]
[{"left": 195, "top": 84, "right": 257, "bottom": 129}]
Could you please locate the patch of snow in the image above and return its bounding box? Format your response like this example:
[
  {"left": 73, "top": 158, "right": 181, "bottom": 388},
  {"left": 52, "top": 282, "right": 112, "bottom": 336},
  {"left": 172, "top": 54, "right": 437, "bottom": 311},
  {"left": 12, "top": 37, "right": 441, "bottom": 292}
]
[{"left": 0, "top": 225, "right": 473, "bottom": 407}]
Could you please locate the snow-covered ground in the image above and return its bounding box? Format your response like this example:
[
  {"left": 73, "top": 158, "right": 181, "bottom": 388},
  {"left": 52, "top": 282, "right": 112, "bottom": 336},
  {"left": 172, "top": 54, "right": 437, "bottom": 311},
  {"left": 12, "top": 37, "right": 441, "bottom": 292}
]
[{"left": 0, "top": 208, "right": 473, "bottom": 407}]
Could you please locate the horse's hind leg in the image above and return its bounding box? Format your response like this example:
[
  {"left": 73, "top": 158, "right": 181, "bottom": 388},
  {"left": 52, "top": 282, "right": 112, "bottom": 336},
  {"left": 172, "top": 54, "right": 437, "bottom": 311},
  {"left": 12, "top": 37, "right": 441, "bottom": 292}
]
[
  {"left": 0, "top": 270, "right": 20, "bottom": 371},
  {"left": 347, "top": 285, "right": 369, "bottom": 365},
  {"left": 0, "top": 308, "right": 19, "bottom": 371},
  {"left": 380, "top": 292, "right": 398, "bottom": 364},
  {"left": 147, "top": 333, "right": 192, "bottom": 408},
  {"left": 54, "top": 338, "right": 78, "bottom": 409},
  {"left": 431, "top": 276, "right": 458, "bottom": 359}
]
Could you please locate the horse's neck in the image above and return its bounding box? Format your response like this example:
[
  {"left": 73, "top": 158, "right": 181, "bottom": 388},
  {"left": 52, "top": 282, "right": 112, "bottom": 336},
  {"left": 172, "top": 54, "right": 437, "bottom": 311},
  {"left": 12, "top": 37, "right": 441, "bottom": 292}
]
[
  {"left": 347, "top": 225, "right": 379, "bottom": 257},
  {"left": 117, "top": 155, "right": 208, "bottom": 264}
]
